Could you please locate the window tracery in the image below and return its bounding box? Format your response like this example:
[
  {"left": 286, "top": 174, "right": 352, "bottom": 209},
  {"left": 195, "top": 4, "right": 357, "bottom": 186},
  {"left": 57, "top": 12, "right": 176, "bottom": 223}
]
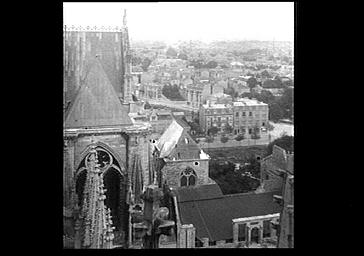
[{"left": 180, "top": 167, "right": 197, "bottom": 187}]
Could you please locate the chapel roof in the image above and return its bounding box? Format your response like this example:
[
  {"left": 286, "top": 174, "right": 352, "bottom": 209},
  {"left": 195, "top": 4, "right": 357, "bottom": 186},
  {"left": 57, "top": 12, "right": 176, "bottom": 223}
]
[{"left": 177, "top": 190, "right": 282, "bottom": 242}]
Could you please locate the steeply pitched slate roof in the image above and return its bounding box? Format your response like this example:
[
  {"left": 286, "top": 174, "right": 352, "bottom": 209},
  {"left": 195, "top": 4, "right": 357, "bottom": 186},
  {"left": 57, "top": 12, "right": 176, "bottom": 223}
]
[
  {"left": 177, "top": 190, "right": 282, "bottom": 242},
  {"left": 157, "top": 119, "right": 184, "bottom": 157},
  {"left": 173, "top": 184, "right": 223, "bottom": 203},
  {"left": 64, "top": 57, "right": 132, "bottom": 128},
  {"left": 157, "top": 118, "right": 202, "bottom": 159}
]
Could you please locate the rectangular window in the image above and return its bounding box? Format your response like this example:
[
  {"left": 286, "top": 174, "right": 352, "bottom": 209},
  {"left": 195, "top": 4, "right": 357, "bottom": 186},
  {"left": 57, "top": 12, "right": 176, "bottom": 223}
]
[
  {"left": 242, "top": 112, "right": 246, "bottom": 116},
  {"left": 249, "top": 112, "right": 252, "bottom": 117},
  {"left": 238, "top": 223, "right": 246, "bottom": 241},
  {"left": 236, "top": 112, "right": 239, "bottom": 117}
]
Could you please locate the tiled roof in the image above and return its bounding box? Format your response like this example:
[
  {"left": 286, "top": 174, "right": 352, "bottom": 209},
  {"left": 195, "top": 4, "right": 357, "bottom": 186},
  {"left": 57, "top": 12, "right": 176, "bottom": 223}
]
[
  {"left": 177, "top": 190, "right": 282, "bottom": 242},
  {"left": 173, "top": 184, "right": 223, "bottom": 203}
]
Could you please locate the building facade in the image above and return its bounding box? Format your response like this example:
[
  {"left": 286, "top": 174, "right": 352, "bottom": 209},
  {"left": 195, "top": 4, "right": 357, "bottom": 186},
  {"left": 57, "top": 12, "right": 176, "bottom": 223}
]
[
  {"left": 199, "top": 102, "right": 234, "bottom": 133},
  {"left": 259, "top": 145, "right": 294, "bottom": 193},
  {"left": 232, "top": 98, "right": 269, "bottom": 136},
  {"left": 153, "top": 119, "right": 214, "bottom": 189},
  {"left": 199, "top": 98, "right": 268, "bottom": 136}
]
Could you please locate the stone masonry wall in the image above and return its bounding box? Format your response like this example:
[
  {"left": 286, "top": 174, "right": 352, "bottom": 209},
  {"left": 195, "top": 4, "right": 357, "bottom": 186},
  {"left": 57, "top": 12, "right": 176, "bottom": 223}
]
[
  {"left": 161, "top": 159, "right": 211, "bottom": 188},
  {"left": 260, "top": 158, "right": 284, "bottom": 192}
]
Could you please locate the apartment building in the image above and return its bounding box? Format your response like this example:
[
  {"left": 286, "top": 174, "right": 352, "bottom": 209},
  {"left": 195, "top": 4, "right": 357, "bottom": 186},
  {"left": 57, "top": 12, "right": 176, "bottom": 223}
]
[
  {"left": 232, "top": 98, "right": 269, "bottom": 136},
  {"left": 199, "top": 102, "right": 234, "bottom": 133}
]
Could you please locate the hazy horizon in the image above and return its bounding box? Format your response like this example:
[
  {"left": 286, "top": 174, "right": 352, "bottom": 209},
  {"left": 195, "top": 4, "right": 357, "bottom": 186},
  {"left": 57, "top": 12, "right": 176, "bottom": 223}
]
[{"left": 63, "top": 2, "right": 294, "bottom": 44}]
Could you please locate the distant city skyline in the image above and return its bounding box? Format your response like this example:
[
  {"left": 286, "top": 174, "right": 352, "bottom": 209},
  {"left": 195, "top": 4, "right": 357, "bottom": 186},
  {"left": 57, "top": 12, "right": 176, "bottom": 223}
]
[{"left": 63, "top": 2, "right": 294, "bottom": 44}]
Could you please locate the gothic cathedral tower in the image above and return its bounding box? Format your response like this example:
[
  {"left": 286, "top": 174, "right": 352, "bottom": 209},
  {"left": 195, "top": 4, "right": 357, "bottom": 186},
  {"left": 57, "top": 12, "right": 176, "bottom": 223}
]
[{"left": 63, "top": 10, "right": 153, "bottom": 248}]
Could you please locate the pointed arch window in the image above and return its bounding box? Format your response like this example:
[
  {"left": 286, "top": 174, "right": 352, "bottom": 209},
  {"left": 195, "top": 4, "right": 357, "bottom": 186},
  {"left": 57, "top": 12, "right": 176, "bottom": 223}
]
[
  {"left": 75, "top": 145, "right": 126, "bottom": 233},
  {"left": 180, "top": 167, "right": 197, "bottom": 187}
]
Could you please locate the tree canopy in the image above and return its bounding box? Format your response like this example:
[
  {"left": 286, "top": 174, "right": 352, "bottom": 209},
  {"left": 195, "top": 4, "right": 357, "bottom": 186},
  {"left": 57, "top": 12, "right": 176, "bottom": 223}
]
[
  {"left": 162, "top": 84, "right": 185, "bottom": 101},
  {"left": 205, "top": 60, "right": 218, "bottom": 69},
  {"left": 207, "top": 126, "right": 219, "bottom": 136},
  {"left": 247, "top": 77, "right": 259, "bottom": 90},
  {"left": 209, "top": 160, "right": 260, "bottom": 194},
  {"left": 166, "top": 47, "right": 178, "bottom": 58},
  {"left": 141, "top": 57, "right": 152, "bottom": 72},
  {"left": 177, "top": 53, "right": 188, "bottom": 60}
]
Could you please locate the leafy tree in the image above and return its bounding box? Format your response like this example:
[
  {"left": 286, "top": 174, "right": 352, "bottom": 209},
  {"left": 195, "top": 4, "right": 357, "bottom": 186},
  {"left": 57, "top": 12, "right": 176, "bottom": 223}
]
[
  {"left": 220, "top": 135, "right": 229, "bottom": 143},
  {"left": 207, "top": 126, "right": 219, "bottom": 136},
  {"left": 209, "top": 160, "right": 260, "bottom": 194},
  {"left": 188, "top": 120, "right": 203, "bottom": 135},
  {"left": 223, "top": 124, "right": 234, "bottom": 134},
  {"left": 141, "top": 57, "right": 152, "bottom": 72},
  {"left": 205, "top": 60, "right": 218, "bottom": 69},
  {"left": 269, "top": 102, "right": 284, "bottom": 122},
  {"left": 166, "top": 47, "right": 178, "bottom": 58},
  {"left": 178, "top": 53, "right": 188, "bottom": 60},
  {"left": 224, "top": 87, "right": 238, "bottom": 100},
  {"left": 240, "top": 155, "right": 261, "bottom": 179},
  {"left": 247, "top": 77, "right": 259, "bottom": 92},
  {"left": 262, "top": 79, "right": 283, "bottom": 88},
  {"left": 162, "top": 84, "right": 185, "bottom": 101},
  {"left": 144, "top": 101, "right": 152, "bottom": 109},
  {"left": 235, "top": 134, "right": 245, "bottom": 141},
  {"left": 257, "top": 90, "right": 276, "bottom": 104},
  {"left": 278, "top": 87, "right": 293, "bottom": 119},
  {"left": 206, "top": 136, "right": 214, "bottom": 143},
  {"left": 265, "top": 135, "right": 294, "bottom": 156},
  {"left": 261, "top": 70, "right": 271, "bottom": 78}
]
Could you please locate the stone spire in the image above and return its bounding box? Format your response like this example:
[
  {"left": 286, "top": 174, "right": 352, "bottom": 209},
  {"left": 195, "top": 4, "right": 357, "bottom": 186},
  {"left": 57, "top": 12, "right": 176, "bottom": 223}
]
[
  {"left": 80, "top": 145, "right": 115, "bottom": 248},
  {"left": 123, "top": 9, "right": 127, "bottom": 27},
  {"left": 122, "top": 9, "right": 133, "bottom": 104}
]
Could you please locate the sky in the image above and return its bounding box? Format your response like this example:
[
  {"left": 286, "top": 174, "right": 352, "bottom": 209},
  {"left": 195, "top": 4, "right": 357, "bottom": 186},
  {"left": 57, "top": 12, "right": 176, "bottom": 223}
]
[{"left": 63, "top": 2, "right": 294, "bottom": 43}]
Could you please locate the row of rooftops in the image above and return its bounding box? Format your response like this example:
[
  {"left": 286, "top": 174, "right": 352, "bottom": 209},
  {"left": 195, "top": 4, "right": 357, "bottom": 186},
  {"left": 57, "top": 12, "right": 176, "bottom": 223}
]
[{"left": 202, "top": 98, "right": 268, "bottom": 109}]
